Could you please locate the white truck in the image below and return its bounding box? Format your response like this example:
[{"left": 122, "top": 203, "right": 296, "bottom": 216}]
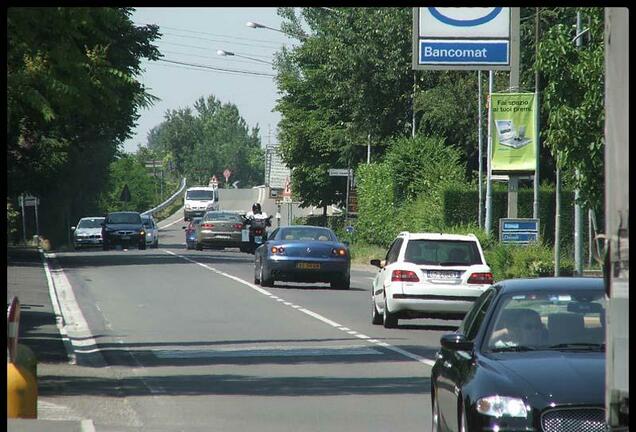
[{"left": 603, "top": 8, "right": 629, "bottom": 431}]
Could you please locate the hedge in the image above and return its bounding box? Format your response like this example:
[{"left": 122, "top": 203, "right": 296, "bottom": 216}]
[{"left": 443, "top": 183, "right": 595, "bottom": 250}]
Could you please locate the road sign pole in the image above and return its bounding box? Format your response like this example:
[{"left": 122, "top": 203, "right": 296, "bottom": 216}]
[
  {"left": 20, "top": 195, "right": 26, "bottom": 244},
  {"left": 34, "top": 198, "right": 39, "bottom": 238},
  {"left": 345, "top": 168, "right": 351, "bottom": 225},
  {"left": 478, "top": 70, "right": 483, "bottom": 229},
  {"left": 485, "top": 71, "right": 494, "bottom": 234},
  {"left": 507, "top": 7, "right": 520, "bottom": 219}
]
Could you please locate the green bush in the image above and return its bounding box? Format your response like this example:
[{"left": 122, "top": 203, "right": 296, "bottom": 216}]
[
  {"left": 355, "top": 163, "right": 397, "bottom": 247},
  {"left": 442, "top": 183, "right": 595, "bottom": 250},
  {"left": 485, "top": 241, "right": 575, "bottom": 282}
]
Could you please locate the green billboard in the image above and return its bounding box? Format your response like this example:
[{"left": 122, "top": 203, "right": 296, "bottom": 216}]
[{"left": 490, "top": 93, "right": 536, "bottom": 173}]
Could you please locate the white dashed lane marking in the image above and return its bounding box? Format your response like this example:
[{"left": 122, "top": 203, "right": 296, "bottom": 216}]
[{"left": 164, "top": 250, "right": 436, "bottom": 367}]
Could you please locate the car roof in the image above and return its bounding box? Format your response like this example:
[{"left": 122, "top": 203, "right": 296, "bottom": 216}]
[
  {"left": 186, "top": 186, "right": 215, "bottom": 191},
  {"left": 399, "top": 232, "right": 479, "bottom": 241},
  {"left": 80, "top": 216, "right": 104, "bottom": 220},
  {"left": 495, "top": 277, "right": 604, "bottom": 294},
  {"left": 280, "top": 225, "right": 334, "bottom": 230},
  {"left": 107, "top": 211, "right": 140, "bottom": 215}
]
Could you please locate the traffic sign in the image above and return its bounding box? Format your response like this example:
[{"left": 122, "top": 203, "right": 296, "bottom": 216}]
[
  {"left": 328, "top": 168, "right": 352, "bottom": 177},
  {"left": 18, "top": 195, "right": 39, "bottom": 207},
  {"left": 499, "top": 218, "right": 539, "bottom": 245},
  {"left": 119, "top": 184, "right": 131, "bottom": 202},
  {"left": 209, "top": 175, "right": 218, "bottom": 188},
  {"left": 223, "top": 169, "right": 232, "bottom": 182}
]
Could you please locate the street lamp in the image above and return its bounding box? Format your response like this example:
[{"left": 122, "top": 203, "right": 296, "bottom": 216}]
[
  {"left": 216, "top": 49, "right": 273, "bottom": 65},
  {"left": 246, "top": 21, "right": 307, "bottom": 40}
]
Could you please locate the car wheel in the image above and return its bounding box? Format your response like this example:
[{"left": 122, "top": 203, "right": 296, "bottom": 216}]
[
  {"left": 383, "top": 298, "right": 398, "bottom": 328},
  {"left": 331, "top": 277, "right": 350, "bottom": 290},
  {"left": 372, "top": 297, "right": 383, "bottom": 325},
  {"left": 254, "top": 260, "right": 261, "bottom": 284},
  {"left": 196, "top": 243, "right": 203, "bottom": 251},
  {"left": 260, "top": 264, "right": 274, "bottom": 287},
  {"left": 153, "top": 239, "right": 159, "bottom": 249}
]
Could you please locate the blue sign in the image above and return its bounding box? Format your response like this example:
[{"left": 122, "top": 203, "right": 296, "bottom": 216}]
[
  {"left": 419, "top": 41, "right": 509, "bottom": 65},
  {"left": 501, "top": 232, "right": 538, "bottom": 243},
  {"left": 502, "top": 220, "right": 539, "bottom": 231},
  {"left": 428, "top": 7, "right": 503, "bottom": 27},
  {"left": 500, "top": 218, "right": 540, "bottom": 245},
  {"left": 345, "top": 225, "right": 354, "bottom": 234}
]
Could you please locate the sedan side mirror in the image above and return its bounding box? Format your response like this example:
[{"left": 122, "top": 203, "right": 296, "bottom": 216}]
[
  {"left": 440, "top": 333, "right": 474, "bottom": 352},
  {"left": 370, "top": 259, "right": 384, "bottom": 268}
]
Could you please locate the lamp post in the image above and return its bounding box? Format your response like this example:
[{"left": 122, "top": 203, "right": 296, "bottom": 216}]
[
  {"left": 246, "top": 21, "right": 307, "bottom": 40},
  {"left": 216, "top": 49, "right": 273, "bottom": 65}
]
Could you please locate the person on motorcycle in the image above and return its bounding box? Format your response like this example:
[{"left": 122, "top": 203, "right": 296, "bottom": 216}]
[{"left": 246, "top": 202, "right": 268, "bottom": 219}]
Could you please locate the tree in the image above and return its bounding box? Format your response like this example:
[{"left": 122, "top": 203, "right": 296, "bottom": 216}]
[
  {"left": 7, "top": 7, "right": 161, "bottom": 246},
  {"left": 99, "top": 154, "right": 156, "bottom": 212},
  {"left": 275, "top": 7, "right": 413, "bottom": 208},
  {"left": 537, "top": 7, "right": 604, "bottom": 212},
  {"left": 145, "top": 95, "right": 264, "bottom": 187}
]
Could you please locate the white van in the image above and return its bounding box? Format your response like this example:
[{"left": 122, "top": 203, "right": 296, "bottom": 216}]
[{"left": 184, "top": 186, "right": 219, "bottom": 221}]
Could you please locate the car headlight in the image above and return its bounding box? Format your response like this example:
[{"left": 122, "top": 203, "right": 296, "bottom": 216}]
[
  {"left": 139, "top": 230, "right": 145, "bottom": 236},
  {"left": 476, "top": 396, "right": 528, "bottom": 418}
]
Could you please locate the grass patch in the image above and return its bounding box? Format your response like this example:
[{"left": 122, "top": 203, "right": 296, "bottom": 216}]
[
  {"left": 154, "top": 196, "right": 184, "bottom": 222},
  {"left": 349, "top": 241, "right": 387, "bottom": 265}
]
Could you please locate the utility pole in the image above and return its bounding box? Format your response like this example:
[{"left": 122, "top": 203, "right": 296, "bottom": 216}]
[
  {"left": 533, "top": 7, "right": 541, "bottom": 220},
  {"left": 478, "top": 70, "right": 483, "bottom": 229},
  {"left": 573, "top": 11, "right": 584, "bottom": 276},
  {"left": 485, "top": 71, "right": 494, "bottom": 234},
  {"left": 412, "top": 71, "right": 417, "bottom": 138},
  {"left": 507, "top": 7, "right": 521, "bottom": 219}
]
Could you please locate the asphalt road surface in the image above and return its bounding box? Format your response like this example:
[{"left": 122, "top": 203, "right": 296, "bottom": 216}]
[{"left": 42, "top": 191, "right": 461, "bottom": 431}]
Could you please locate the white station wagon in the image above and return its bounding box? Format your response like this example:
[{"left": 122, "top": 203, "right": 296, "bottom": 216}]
[{"left": 371, "top": 232, "right": 493, "bottom": 328}]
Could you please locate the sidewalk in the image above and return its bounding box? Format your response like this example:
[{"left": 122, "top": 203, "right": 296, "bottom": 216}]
[{"left": 7, "top": 246, "right": 87, "bottom": 431}]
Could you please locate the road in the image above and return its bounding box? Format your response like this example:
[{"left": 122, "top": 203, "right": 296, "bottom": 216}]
[{"left": 39, "top": 190, "right": 461, "bottom": 431}]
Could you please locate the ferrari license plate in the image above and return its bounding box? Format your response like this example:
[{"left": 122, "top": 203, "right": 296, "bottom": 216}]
[{"left": 297, "top": 262, "right": 320, "bottom": 270}]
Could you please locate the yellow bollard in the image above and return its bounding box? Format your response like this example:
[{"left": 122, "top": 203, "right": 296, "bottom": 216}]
[
  {"left": 16, "top": 344, "right": 37, "bottom": 380},
  {"left": 7, "top": 362, "right": 37, "bottom": 418}
]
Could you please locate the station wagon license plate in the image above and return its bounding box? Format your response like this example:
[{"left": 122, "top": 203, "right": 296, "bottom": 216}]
[
  {"left": 297, "top": 262, "right": 320, "bottom": 270},
  {"left": 427, "top": 270, "right": 460, "bottom": 279}
]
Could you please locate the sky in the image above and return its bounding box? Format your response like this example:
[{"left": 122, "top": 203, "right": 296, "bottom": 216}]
[{"left": 124, "top": 7, "right": 295, "bottom": 154}]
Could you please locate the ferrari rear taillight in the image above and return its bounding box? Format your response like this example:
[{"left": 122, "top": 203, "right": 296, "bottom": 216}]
[
  {"left": 467, "top": 272, "right": 493, "bottom": 284},
  {"left": 391, "top": 269, "right": 420, "bottom": 282}
]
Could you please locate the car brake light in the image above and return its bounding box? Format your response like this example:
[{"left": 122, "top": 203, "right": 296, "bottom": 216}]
[
  {"left": 201, "top": 223, "right": 214, "bottom": 229},
  {"left": 233, "top": 223, "right": 243, "bottom": 230},
  {"left": 254, "top": 228, "right": 263, "bottom": 235},
  {"left": 467, "top": 272, "right": 493, "bottom": 284},
  {"left": 391, "top": 270, "right": 420, "bottom": 282}
]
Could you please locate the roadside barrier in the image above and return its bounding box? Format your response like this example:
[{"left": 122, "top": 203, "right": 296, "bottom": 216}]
[
  {"left": 7, "top": 296, "right": 38, "bottom": 418},
  {"left": 142, "top": 176, "right": 187, "bottom": 217}
]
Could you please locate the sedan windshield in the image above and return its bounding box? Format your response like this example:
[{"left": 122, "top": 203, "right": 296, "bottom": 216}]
[
  {"left": 486, "top": 291, "right": 606, "bottom": 352},
  {"left": 77, "top": 218, "right": 104, "bottom": 229},
  {"left": 106, "top": 213, "right": 141, "bottom": 224},
  {"left": 186, "top": 190, "right": 215, "bottom": 200}
]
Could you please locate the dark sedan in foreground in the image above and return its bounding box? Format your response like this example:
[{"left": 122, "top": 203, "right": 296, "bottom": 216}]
[
  {"left": 254, "top": 225, "right": 350, "bottom": 289},
  {"left": 431, "top": 277, "right": 607, "bottom": 432}
]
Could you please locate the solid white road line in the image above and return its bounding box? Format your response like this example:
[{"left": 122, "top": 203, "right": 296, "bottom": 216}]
[{"left": 164, "top": 250, "right": 436, "bottom": 367}]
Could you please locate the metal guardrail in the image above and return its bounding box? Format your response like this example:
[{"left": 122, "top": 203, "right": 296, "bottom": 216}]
[{"left": 142, "top": 177, "right": 187, "bottom": 217}]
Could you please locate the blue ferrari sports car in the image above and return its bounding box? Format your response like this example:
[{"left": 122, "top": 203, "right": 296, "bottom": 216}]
[{"left": 254, "top": 225, "right": 350, "bottom": 289}]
